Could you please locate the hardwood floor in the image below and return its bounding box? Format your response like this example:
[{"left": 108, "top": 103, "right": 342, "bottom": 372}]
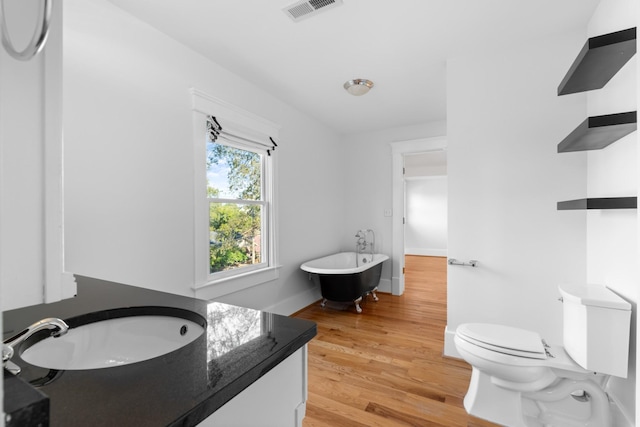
[{"left": 293, "top": 255, "right": 499, "bottom": 427}]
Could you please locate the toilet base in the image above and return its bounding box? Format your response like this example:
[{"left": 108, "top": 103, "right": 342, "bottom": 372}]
[
  {"left": 464, "top": 368, "right": 612, "bottom": 427},
  {"left": 464, "top": 367, "right": 528, "bottom": 426},
  {"left": 524, "top": 378, "right": 611, "bottom": 427}
]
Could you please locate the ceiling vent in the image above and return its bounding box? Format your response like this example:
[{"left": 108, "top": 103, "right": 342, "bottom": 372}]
[{"left": 283, "top": 0, "right": 343, "bottom": 22}]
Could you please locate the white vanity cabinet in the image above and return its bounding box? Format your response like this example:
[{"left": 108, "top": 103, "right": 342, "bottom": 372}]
[
  {"left": 0, "top": 0, "right": 75, "bottom": 311},
  {"left": 199, "top": 347, "right": 309, "bottom": 427}
]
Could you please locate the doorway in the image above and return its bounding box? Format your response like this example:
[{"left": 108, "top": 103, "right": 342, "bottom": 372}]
[
  {"left": 404, "top": 152, "right": 447, "bottom": 257},
  {"left": 390, "top": 137, "right": 447, "bottom": 296},
  {"left": 403, "top": 152, "right": 448, "bottom": 301}
]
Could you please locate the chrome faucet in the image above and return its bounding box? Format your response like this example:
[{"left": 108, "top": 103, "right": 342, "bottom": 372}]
[
  {"left": 365, "top": 229, "right": 375, "bottom": 255},
  {"left": 355, "top": 229, "right": 375, "bottom": 255},
  {"left": 355, "top": 230, "right": 367, "bottom": 252},
  {"left": 2, "top": 317, "right": 69, "bottom": 374}
]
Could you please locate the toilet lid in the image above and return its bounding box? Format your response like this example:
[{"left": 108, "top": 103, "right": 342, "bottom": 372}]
[{"left": 457, "top": 323, "right": 547, "bottom": 359}]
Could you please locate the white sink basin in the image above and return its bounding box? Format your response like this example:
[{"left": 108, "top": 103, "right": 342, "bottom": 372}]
[{"left": 20, "top": 311, "right": 205, "bottom": 370}]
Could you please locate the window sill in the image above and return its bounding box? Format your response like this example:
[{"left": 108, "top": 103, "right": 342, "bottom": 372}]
[{"left": 194, "top": 266, "right": 280, "bottom": 300}]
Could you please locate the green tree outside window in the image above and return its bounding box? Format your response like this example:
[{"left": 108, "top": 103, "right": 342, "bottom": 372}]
[{"left": 207, "top": 142, "right": 263, "bottom": 274}]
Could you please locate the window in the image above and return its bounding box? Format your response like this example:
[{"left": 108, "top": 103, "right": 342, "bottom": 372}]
[
  {"left": 207, "top": 136, "right": 266, "bottom": 277},
  {"left": 192, "top": 89, "right": 279, "bottom": 294}
]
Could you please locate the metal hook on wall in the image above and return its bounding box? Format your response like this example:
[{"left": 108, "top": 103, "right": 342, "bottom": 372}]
[{"left": 0, "top": 0, "right": 52, "bottom": 61}]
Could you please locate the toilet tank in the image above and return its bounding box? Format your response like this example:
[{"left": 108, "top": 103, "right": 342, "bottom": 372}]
[{"left": 559, "top": 284, "right": 631, "bottom": 378}]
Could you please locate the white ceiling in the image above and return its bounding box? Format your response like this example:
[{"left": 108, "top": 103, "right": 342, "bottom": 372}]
[{"left": 107, "top": 0, "right": 600, "bottom": 136}]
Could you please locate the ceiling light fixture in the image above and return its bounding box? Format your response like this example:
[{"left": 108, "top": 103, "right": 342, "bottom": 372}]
[{"left": 343, "top": 79, "right": 374, "bottom": 96}]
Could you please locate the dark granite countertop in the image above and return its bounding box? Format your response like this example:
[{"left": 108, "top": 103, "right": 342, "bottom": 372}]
[{"left": 3, "top": 276, "right": 317, "bottom": 426}]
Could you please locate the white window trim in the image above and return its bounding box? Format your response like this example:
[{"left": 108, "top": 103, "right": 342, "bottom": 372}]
[{"left": 191, "top": 89, "right": 280, "bottom": 299}]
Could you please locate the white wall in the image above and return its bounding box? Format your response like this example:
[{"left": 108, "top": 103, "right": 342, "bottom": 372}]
[
  {"left": 0, "top": 1, "right": 46, "bottom": 311},
  {"left": 340, "top": 122, "right": 446, "bottom": 293},
  {"left": 0, "top": 1, "right": 75, "bottom": 311},
  {"left": 585, "top": 0, "right": 637, "bottom": 423},
  {"left": 405, "top": 177, "right": 448, "bottom": 256},
  {"left": 63, "top": 0, "right": 345, "bottom": 314},
  {"left": 445, "top": 31, "right": 588, "bottom": 353}
]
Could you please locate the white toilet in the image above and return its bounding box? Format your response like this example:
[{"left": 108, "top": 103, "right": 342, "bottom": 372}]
[{"left": 454, "top": 283, "right": 631, "bottom": 427}]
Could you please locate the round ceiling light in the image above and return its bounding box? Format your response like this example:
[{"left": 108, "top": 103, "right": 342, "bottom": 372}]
[{"left": 343, "top": 79, "right": 374, "bottom": 96}]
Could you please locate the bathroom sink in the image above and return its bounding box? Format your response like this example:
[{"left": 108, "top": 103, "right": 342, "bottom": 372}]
[{"left": 19, "top": 308, "right": 205, "bottom": 370}]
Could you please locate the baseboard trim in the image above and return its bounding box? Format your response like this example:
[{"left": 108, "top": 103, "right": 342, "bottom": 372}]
[
  {"left": 295, "top": 402, "right": 307, "bottom": 427},
  {"left": 443, "top": 325, "right": 461, "bottom": 359},
  {"left": 377, "top": 278, "right": 392, "bottom": 294},
  {"left": 263, "top": 287, "right": 322, "bottom": 316},
  {"left": 391, "top": 276, "right": 400, "bottom": 295}
]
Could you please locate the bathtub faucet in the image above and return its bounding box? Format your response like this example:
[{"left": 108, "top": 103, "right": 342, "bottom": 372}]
[
  {"left": 355, "top": 229, "right": 375, "bottom": 255},
  {"left": 365, "top": 229, "right": 375, "bottom": 255},
  {"left": 355, "top": 230, "right": 367, "bottom": 252}
]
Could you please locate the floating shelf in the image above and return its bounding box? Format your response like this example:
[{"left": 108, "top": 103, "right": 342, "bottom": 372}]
[
  {"left": 558, "top": 27, "right": 636, "bottom": 95},
  {"left": 558, "top": 111, "right": 637, "bottom": 152},
  {"left": 557, "top": 197, "right": 637, "bottom": 210}
]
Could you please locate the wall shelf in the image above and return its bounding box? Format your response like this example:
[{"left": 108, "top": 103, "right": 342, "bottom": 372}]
[
  {"left": 558, "top": 111, "right": 637, "bottom": 152},
  {"left": 558, "top": 27, "right": 636, "bottom": 95},
  {"left": 557, "top": 197, "right": 637, "bottom": 210}
]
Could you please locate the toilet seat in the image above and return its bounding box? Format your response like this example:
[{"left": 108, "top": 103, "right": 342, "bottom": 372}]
[
  {"left": 455, "top": 323, "right": 589, "bottom": 375},
  {"left": 456, "top": 323, "right": 547, "bottom": 359}
]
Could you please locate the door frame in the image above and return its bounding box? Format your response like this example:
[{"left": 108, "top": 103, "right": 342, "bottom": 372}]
[{"left": 390, "top": 136, "right": 447, "bottom": 295}]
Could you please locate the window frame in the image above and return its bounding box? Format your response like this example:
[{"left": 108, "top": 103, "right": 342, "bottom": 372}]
[
  {"left": 207, "top": 142, "right": 268, "bottom": 280},
  {"left": 191, "top": 89, "right": 280, "bottom": 298}
]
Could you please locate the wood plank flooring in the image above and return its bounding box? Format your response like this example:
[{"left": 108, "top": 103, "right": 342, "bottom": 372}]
[{"left": 293, "top": 255, "right": 499, "bottom": 427}]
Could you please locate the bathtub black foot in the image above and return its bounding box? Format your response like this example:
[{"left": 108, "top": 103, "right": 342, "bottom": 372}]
[
  {"left": 354, "top": 297, "right": 363, "bottom": 314},
  {"left": 320, "top": 298, "right": 327, "bottom": 308},
  {"left": 371, "top": 287, "right": 379, "bottom": 302}
]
